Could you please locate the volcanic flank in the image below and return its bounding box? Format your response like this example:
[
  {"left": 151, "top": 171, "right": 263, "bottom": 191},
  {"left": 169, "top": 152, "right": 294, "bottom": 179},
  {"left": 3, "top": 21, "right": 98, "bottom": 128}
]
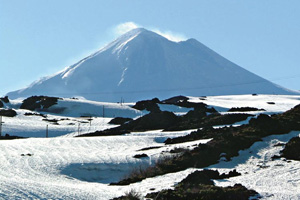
[{"left": 7, "top": 28, "right": 297, "bottom": 102}]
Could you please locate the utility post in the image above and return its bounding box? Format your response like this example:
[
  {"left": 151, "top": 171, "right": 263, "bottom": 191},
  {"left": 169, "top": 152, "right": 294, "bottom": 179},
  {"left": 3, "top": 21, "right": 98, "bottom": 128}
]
[
  {"left": 0, "top": 115, "right": 2, "bottom": 137},
  {"left": 103, "top": 105, "right": 105, "bottom": 118},
  {"left": 46, "top": 125, "right": 48, "bottom": 138},
  {"left": 78, "top": 123, "right": 80, "bottom": 136}
]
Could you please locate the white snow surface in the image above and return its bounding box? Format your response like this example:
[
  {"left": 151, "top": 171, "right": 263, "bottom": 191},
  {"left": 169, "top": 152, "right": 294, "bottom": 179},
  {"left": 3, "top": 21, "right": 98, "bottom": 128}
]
[
  {"left": 210, "top": 131, "right": 300, "bottom": 200},
  {"left": 1, "top": 98, "right": 145, "bottom": 138},
  {"left": 0, "top": 133, "right": 209, "bottom": 200},
  {"left": 0, "top": 94, "right": 300, "bottom": 199},
  {"left": 7, "top": 28, "right": 299, "bottom": 102},
  {"left": 189, "top": 94, "right": 300, "bottom": 113}
]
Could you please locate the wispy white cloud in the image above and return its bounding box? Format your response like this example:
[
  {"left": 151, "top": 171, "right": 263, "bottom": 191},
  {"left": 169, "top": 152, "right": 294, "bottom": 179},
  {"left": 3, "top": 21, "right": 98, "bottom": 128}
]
[
  {"left": 113, "top": 22, "right": 187, "bottom": 42},
  {"left": 114, "top": 22, "right": 140, "bottom": 36},
  {"left": 151, "top": 29, "right": 186, "bottom": 42}
]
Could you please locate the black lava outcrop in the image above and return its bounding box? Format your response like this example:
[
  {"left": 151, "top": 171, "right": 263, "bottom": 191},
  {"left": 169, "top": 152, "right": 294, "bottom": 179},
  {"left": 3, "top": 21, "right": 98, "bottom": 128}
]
[
  {"left": 0, "top": 96, "right": 9, "bottom": 103},
  {"left": 108, "top": 117, "right": 132, "bottom": 125},
  {"left": 80, "top": 109, "right": 250, "bottom": 137},
  {"left": 80, "top": 111, "right": 179, "bottom": 136},
  {"left": 166, "top": 112, "right": 252, "bottom": 131},
  {"left": 280, "top": 136, "right": 300, "bottom": 161},
  {"left": 20, "top": 96, "right": 60, "bottom": 111},
  {"left": 161, "top": 95, "right": 189, "bottom": 104},
  {"left": 114, "top": 104, "right": 300, "bottom": 185},
  {"left": 133, "top": 154, "right": 149, "bottom": 159},
  {"left": 161, "top": 95, "right": 216, "bottom": 112},
  {"left": 144, "top": 169, "right": 255, "bottom": 200},
  {"left": 0, "top": 109, "right": 17, "bottom": 117},
  {"left": 228, "top": 107, "right": 265, "bottom": 112},
  {"left": 0, "top": 134, "right": 24, "bottom": 140},
  {"left": 132, "top": 98, "right": 160, "bottom": 112}
]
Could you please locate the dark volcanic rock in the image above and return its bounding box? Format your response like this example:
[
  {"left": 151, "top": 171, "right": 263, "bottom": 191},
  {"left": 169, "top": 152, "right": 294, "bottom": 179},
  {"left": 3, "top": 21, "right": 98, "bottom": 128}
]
[
  {"left": 132, "top": 98, "right": 161, "bottom": 113},
  {"left": 162, "top": 96, "right": 216, "bottom": 113},
  {"left": 281, "top": 137, "right": 300, "bottom": 161},
  {"left": 110, "top": 104, "right": 300, "bottom": 188},
  {"left": 228, "top": 107, "right": 265, "bottom": 112},
  {"left": 109, "top": 117, "right": 132, "bottom": 125},
  {"left": 161, "top": 95, "right": 189, "bottom": 104},
  {"left": 180, "top": 170, "right": 218, "bottom": 186},
  {"left": 0, "top": 109, "right": 17, "bottom": 117},
  {"left": 145, "top": 170, "right": 256, "bottom": 200},
  {"left": 133, "top": 154, "right": 149, "bottom": 159},
  {"left": 0, "top": 96, "right": 9, "bottom": 103},
  {"left": 0, "top": 101, "right": 3, "bottom": 108},
  {"left": 121, "top": 111, "right": 178, "bottom": 131},
  {"left": 165, "top": 113, "right": 252, "bottom": 131},
  {"left": 0, "top": 134, "right": 24, "bottom": 140},
  {"left": 42, "top": 118, "right": 59, "bottom": 125},
  {"left": 267, "top": 102, "right": 275, "bottom": 105},
  {"left": 20, "top": 96, "right": 60, "bottom": 111},
  {"left": 24, "top": 112, "right": 46, "bottom": 117},
  {"left": 80, "top": 111, "right": 178, "bottom": 137},
  {"left": 249, "top": 114, "right": 287, "bottom": 134},
  {"left": 219, "top": 169, "right": 241, "bottom": 179}
]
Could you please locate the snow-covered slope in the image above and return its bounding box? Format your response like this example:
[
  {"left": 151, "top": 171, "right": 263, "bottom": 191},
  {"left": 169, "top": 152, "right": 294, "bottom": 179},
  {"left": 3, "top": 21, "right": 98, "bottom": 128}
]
[
  {"left": 7, "top": 28, "right": 298, "bottom": 102},
  {"left": 0, "top": 94, "right": 299, "bottom": 199},
  {"left": 2, "top": 98, "right": 145, "bottom": 137}
]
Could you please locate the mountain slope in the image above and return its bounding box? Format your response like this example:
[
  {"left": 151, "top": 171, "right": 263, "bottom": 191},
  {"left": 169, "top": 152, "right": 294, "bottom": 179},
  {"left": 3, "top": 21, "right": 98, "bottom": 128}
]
[{"left": 7, "top": 28, "right": 298, "bottom": 102}]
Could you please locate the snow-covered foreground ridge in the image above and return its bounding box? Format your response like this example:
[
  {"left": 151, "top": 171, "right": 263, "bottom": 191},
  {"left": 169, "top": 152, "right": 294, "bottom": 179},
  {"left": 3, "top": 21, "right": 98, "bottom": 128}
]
[
  {"left": 0, "top": 94, "right": 299, "bottom": 199},
  {"left": 7, "top": 28, "right": 299, "bottom": 102}
]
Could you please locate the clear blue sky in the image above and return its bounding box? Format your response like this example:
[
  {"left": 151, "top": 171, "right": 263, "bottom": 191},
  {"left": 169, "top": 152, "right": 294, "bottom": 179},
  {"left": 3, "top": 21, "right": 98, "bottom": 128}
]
[{"left": 1, "top": 0, "right": 299, "bottom": 97}]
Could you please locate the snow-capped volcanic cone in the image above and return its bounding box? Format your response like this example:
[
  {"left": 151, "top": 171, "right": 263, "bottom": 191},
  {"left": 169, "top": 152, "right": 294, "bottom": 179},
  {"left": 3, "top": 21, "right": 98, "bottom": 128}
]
[{"left": 7, "top": 28, "right": 298, "bottom": 102}]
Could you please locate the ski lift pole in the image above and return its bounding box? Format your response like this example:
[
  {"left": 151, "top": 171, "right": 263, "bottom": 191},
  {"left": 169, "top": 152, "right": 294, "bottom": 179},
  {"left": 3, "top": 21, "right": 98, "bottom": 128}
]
[
  {"left": 0, "top": 116, "right": 1, "bottom": 137},
  {"left": 78, "top": 123, "right": 80, "bottom": 136},
  {"left": 46, "top": 125, "right": 48, "bottom": 138},
  {"left": 103, "top": 105, "right": 105, "bottom": 118}
]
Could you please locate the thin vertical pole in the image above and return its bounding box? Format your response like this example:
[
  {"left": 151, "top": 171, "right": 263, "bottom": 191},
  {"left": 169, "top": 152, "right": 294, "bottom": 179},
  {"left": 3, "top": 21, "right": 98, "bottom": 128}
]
[
  {"left": 103, "top": 105, "right": 105, "bottom": 118},
  {"left": 0, "top": 116, "right": 2, "bottom": 137},
  {"left": 46, "top": 125, "right": 48, "bottom": 138},
  {"left": 78, "top": 123, "right": 80, "bottom": 136}
]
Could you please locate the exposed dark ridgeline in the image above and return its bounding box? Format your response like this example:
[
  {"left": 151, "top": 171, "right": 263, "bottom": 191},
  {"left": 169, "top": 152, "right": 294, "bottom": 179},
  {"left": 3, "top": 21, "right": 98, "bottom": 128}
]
[
  {"left": 0, "top": 96, "right": 9, "bottom": 104},
  {"left": 79, "top": 97, "right": 251, "bottom": 137},
  {"left": 228, "top": 107, "right": 266, "bottom": 112},
  {"left": 0, "top": 96, "right": 9, "bottom": 108},
  {"left": 108, "top": 117, "right": 133, "bottom": 125},
  {"left": 0, "top": 109, "right": 17, "bottom": 117},
  {"left": 112, "top": 169, "right": 258, "bottom": 200},
  {"left": 111, "top": 104, "right": 300, "bottom": 185},
  {"left": 20, "top": 96, "right": 61, "bottom": 112},
  {"left": 279, "top": 136, "right": 300, "bottom": 161}
]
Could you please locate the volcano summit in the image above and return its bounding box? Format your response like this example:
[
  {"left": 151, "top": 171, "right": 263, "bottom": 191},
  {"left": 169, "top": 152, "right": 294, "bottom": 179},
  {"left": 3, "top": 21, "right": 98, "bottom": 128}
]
[{"left": 7, "top": 28, "right": 297, "bottom": 102}]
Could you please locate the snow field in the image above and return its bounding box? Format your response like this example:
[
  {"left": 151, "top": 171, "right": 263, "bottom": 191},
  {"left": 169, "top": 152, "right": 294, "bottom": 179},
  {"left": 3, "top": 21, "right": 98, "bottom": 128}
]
[
  {"left": 0, "top": 94, "right": 300, "bottom": 199},
  {"left": 210, "top": 131, "right": 300, "bottom": 200},
  {"left": 189, "top": 94, "right": 300, "bottom": 113},
  {"left": 0, "top": 129, "right": 210, "bottom": 199}
]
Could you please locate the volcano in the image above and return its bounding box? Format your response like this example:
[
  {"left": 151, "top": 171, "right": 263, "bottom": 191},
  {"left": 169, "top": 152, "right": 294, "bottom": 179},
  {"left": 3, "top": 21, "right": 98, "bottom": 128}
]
[{"left": 7, "top": 28, "right": 297, "bottom": 102}]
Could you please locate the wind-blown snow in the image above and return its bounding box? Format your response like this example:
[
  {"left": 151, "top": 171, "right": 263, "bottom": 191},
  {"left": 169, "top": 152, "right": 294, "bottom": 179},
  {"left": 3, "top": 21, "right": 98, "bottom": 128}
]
[{"left": 7, "top": 28, "right": 299, "bottom": 102}]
